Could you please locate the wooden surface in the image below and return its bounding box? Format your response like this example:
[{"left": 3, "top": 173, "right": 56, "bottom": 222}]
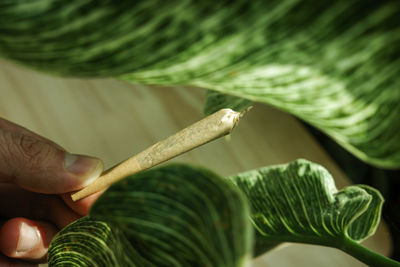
[{"left": 0, "top": 59, "right": 392, "bottom": 266}]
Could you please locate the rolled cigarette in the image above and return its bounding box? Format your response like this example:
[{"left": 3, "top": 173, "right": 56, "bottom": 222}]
[{"left": 71, "top": 108, "right": 242, "bottom": 201}]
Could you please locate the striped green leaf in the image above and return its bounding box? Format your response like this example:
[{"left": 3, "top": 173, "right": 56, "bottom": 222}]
[
  {"left": 229, "top": 159, "right": 396, "bottom": 266},
  {"left": 47, "top": 161, "right": 396, "bottom": 266},
  {"left": 0, "top": 1, "right": 399, "bottom": 168},
  {"left": 47, "top": 217, "right": 153, "bottom": 266},
  {"left": 48, "top": 164, "right": 253, "bottom": 267}
]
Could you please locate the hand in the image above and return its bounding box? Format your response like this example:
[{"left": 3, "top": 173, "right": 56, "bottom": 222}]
[{"left": 0, "top": 118, "right": 104, "bottom": 266}]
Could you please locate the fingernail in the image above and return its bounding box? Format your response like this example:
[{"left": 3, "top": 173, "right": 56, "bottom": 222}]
[
  {"left": 17, "top": 223, "right": 40, "bottom": 253},
  {"left": 65, "top": 153, "right": 104, "bottom": 186}
]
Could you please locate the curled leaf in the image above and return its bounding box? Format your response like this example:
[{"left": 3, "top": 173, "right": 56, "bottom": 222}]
[
  {"left": 49, "top": 164, "right": 253, "bottom": 267},
  {"left": 47, "top": 217, "right": 152, "bottom": 267},
  {"left": 229, "top": 159, "right": 383, "bottom": 256}
]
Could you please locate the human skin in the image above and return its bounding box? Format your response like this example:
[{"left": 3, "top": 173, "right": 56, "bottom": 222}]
[{"left": 0, "top": 117, "right": 104, "bottom": 266}]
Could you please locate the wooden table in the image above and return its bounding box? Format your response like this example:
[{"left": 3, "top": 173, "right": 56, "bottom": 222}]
[{"left": 0, "top": 59, "right": 391, "bottom": 266}]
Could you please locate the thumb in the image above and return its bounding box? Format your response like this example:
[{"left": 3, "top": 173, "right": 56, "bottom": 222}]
[{"left": 0, "top": 130, "right": 103, "bottom": 194}]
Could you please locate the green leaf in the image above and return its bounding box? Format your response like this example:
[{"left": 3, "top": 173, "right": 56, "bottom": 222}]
[
  {"left": 2, "top": 1, "right": 399, "bottom": 168},
  {"left": 229, "top": 159, "right": 400, "bottom": 266},
  {"left": 48, "top": 161, "right": 398, "bottom": 266},
  {"left": 48, "top": 164, "right": 253, "bottom": 267},
  {"left": 229, "top": 159, "right": 382, "bottom": 249},
  {"left": 47, "top": 217, "right": 153, "bottom": 267},
  {"left": 346, "top": 185, "right": 383, "bottom": 242},
  {"left": 204, "top": 90, "right": 252, "bottom": 116}
]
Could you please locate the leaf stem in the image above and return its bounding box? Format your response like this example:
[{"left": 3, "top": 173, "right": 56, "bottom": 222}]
[{"left": 339, "top": 239, "right": 400, "bottom": 267}]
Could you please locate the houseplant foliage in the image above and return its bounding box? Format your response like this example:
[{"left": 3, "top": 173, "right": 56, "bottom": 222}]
[
  {"left": 47, "top": 160, "right": 399, "bottom": 266},
  {"left": 204, "top": 91, "right": 253, "bottom": 116},
  {"left": 0, "top": 0, "right": 399, "bottom": 168},
  {"left": 48, "top": 165, "right": 253, "bottom": 267},
  {"left": 0, "top": 1, "right": 399, "bottom": 265}
]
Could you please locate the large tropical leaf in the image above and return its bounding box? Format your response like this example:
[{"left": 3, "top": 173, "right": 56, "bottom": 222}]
[
  {"left": 230, "top": 159, "right": 400, "bottom": 266},
  {"left": 0, "top": 1, "right": 399, "bottom": 168},
  {"left": 48, "top": 164, "right": 253, "bottom": 267}
]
